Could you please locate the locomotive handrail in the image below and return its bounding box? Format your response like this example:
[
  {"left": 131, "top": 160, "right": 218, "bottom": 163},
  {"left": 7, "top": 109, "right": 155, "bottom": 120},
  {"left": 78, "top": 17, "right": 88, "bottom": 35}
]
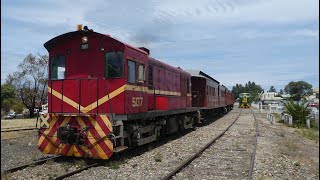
[{"left": 49, "top": 77, "right": 112, "bottom": 115}]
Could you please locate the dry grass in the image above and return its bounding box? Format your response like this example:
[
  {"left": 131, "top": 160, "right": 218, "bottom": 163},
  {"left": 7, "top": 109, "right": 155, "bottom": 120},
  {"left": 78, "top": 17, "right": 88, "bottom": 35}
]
[
  {"left": 283, "top": 139, "right": 298, "bottom": 152},
  {"left": 1, "top": 118, "right": 38, "bottom": 129},
  {"left": 1, "top": 131, "right": 37, "bottom": 140},
  {"left": 1, "top": 118, "right": 38, "bottom": 140}
]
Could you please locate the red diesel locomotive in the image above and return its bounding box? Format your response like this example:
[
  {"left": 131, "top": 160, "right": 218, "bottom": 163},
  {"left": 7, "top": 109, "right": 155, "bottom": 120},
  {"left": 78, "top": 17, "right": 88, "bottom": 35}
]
[{"left": 38, "top": 25, "right": 234, "bottom": 159}]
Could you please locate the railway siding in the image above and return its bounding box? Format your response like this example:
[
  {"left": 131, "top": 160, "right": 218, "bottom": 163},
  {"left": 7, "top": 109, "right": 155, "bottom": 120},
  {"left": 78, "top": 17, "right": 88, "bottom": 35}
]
[{"left": 172, "top": 109, "right": 256, "bottom": 179}]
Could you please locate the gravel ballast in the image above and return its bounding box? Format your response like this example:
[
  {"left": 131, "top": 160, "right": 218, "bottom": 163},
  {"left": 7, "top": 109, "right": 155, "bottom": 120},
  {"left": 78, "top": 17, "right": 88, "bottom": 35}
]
[{"left": 1, "top": 107, "right": 319, "bottom": 179}]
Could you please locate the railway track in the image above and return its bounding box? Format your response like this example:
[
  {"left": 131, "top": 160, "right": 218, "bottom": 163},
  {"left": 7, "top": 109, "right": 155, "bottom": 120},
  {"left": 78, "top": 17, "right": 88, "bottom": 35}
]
[
  {"left": 1, "top": 156, "right": 61, "bottom": 175},
  {"left": 54, "top": 162, "right": 102, "bottom": 180},
  {"left": 1, "top": 127, "right": 37, "bottom": 133},
  {"left": 162, "top": 109, "right": 259, "bottom": 180},
  {"left": 1, "top": 155, "right": 103, "bottom": 180}
]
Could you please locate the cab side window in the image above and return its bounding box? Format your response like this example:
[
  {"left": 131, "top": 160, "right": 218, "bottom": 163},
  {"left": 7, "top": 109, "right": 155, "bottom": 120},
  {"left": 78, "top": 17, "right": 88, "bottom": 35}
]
[
  {"left": 128, "top": 60, "right": 136, "bottom": 83},
  {"left": 51, "top": 56, "right": 66, "bottom": 80},
  {"left": 105, "top": 51, "right": 123, "bottom": 78}
]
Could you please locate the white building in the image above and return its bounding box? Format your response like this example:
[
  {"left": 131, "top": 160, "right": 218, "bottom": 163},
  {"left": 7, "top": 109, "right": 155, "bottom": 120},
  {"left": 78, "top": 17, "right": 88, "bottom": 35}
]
[{"left": 260, "top": 92, "right": 282, "bottom": 105}]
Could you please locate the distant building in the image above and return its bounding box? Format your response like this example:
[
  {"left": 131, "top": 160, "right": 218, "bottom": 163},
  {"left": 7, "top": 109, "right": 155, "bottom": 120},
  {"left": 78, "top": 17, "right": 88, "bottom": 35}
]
[
  {"left": 306, "top": 88, "right": 319, "bottom": 101},
  {"left": 306, "top": 88, "right": 319, "bottom": 110},
  {"left": 281, "top": 94, "right": 291, "bottom": 99},
  {"left": 260, "top": 91, "right": 282, "bottom": 105}
]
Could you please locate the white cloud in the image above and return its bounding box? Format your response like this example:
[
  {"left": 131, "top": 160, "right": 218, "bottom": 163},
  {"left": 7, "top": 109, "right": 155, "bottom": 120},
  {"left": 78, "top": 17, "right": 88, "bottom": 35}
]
[
  {"left": 1, "top": 0, "right": 319, "bottom": 90},
  {"left": 292, "top": 29, "right": 319, "bottom": 37},
  {"left": 152, "top": 0, "right": 319, "bottom": 25}
]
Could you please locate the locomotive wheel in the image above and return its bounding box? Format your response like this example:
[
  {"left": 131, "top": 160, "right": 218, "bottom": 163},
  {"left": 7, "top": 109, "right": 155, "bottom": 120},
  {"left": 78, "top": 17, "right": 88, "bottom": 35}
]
[{"left": 128, "top": 131, "right": 138, "bottom": 148}]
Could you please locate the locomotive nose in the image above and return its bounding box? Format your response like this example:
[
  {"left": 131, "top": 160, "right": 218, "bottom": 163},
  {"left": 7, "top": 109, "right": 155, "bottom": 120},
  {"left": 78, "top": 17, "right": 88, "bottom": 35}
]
[{"left": 38, "top": 114, "right": 114, "bottom": 159}]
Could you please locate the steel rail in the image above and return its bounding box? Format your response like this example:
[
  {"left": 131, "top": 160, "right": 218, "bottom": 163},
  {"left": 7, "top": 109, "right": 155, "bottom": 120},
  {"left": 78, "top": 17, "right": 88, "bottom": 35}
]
[
  {"left": 1, "top": 127, "right": 37, "bottom": 133},
  {"left": 161, "top": 110, "right": 243, "bottom": 180},
  {"left": 1, "top": 126, "right": 35, "bottom": 129},
  {"left": 54, "top": 162, "right": 102, "bottom": 180},
  {"left": 1, "top": 133, "right": 36, "bottom": 141},
  {"left": 248, "top": 109, "right": 259, "bottom": 180},
  {"left": 1, "top": 156, "right": 62, "bottom": 174}
]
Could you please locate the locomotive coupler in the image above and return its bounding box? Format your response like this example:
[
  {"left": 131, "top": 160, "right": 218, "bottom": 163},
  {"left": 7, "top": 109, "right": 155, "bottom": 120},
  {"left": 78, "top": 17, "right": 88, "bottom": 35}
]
[{"left": 57, "top": 124, "right": 85, "bottom": 145}]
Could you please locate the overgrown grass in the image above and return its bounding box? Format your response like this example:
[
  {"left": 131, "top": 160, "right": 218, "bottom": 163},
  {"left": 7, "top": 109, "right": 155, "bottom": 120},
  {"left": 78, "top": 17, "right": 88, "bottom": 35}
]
[
  {"left": 1, "top": 172, "right": 11, "bottom": 180},
  {"left": 272, "top": 113, "right": 281, "bottom": 122},
  {"left": 283, "top": 139, "right": 298, "bottom": 152},
  {"left": 154, "top": 152, "right": 162, "bottom": 162},
  {"left": 47, "top": 173, "right": 58, "bottom": 180},
  {"left": 105, "top": 159, "right": 126, "bottom": 169},
  {"left": 74, "top": 159, "right": 87, "bottom": 169},
  {"left": 46, "top": 159, "right": 55, "bottom": 165},
  {"left": 293, "top": 161, "right": 301, "bottom": 167},
  {"left": 61, "top": 161, "right": 73, "bottom": 172},
  {"left": 296, "top": 128, "right": 319, "bottom": 142}
]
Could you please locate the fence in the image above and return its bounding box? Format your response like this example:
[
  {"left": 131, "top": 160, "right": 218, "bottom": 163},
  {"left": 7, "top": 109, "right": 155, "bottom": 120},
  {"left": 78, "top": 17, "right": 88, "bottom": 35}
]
[
  {"left": 307, "top": 112, "right": 319, "bottom": 129},
  {"left": 280, "top": 113, "right": 319, "bottom": 129},
  {"left": 281, "top": 113, "right": 293, "bottom": 126},
  {"left": 268, "top": 104, "right": 284, "bottom": 113},
  {"left": 266, "top": 113, "right": 276, "bottom": 125},
  {"left": 253, "top": 102, "right": 284, "bottom": 113}
]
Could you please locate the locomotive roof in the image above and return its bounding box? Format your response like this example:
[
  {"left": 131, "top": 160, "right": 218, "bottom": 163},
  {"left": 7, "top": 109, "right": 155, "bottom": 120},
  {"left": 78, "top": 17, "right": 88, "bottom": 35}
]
[
  {"left": 44, "top": 30, "right": 148, "bottom": 55},
  {"left": 186, "top": 70, "right": 220, "bottom": 84},
  {"left": 148, "top": 57, "right": 191, "bottom": 75}
]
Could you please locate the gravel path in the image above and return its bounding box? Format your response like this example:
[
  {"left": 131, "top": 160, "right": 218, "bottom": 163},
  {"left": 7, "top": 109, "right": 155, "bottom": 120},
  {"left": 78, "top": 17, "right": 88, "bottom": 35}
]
[
  {"left": 173, "top": 109, "right": 255, "bottom": 179},
  {"left": 252, "top": 112, "right": 319, "bottom": 180}
]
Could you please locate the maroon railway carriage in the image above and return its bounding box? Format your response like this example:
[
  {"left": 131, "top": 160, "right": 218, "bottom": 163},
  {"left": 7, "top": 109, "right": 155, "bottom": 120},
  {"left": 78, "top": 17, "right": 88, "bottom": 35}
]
[
  {"left": 38, "top": 25, "right": 234, "bottom": 160},
  {"left": 226, "top": 89, "right": 234, "bottom": 110},
  {"left": 189, "top": 70, "right": 234, "bottom": 117}
]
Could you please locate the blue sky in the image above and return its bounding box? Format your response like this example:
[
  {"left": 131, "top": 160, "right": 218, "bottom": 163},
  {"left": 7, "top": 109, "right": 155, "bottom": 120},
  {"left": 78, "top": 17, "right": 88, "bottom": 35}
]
[{"left": 1, "top": 0, "right": 319, "bottom": 92}]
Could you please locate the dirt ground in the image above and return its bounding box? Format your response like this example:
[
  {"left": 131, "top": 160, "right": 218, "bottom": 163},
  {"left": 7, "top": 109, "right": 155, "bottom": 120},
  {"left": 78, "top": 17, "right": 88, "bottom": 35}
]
[
  {"left": 253, "top": 112, "right": 319, "bottom": 179},
  {"left": 1, "top": 110, "right": 319, "bottom": 179}
]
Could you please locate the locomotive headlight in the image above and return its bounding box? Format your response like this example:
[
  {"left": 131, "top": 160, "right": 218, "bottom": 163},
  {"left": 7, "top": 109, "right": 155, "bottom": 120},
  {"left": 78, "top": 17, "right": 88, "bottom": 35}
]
[{"left": 82, "top": 36, "right": 88, "bottom": 43}]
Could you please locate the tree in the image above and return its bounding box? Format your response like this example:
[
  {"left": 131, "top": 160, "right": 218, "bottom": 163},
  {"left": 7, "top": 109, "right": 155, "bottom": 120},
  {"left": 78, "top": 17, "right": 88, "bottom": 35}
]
[
  {"left": 268, "top": 86, "right": 276, "bottom": 92},
  {"left": 279, "top": 89, "right": 284, "bottom": 95},
  {"left": 284, "top": 100, "right": 310, "bottom": 127},
  {"left": 284, "top": 81, "right": 312, "bottom": 101},
  {"left": 232, "top": 81, "right": 263, "bottom": 101},
  {"left": 231, "top": 83, "right": 244, "bottom": 100},
  {"left": 1, "top": 83, "right": 16, "bottom": 113},
  {"left": 6, "top": 53, "right": 48, "bottom": 118}
]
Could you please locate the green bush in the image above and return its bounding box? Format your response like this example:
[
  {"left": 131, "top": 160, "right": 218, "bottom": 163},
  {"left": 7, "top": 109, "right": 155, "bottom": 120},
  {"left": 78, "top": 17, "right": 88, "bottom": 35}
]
[{"left": 283, "top": 100, "right": 310, "bottom": 127}]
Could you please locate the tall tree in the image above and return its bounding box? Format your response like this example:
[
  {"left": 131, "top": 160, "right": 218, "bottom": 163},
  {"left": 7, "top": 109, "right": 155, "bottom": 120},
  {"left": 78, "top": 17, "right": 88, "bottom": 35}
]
[
  {"left": 279, "top": 89, "right": 284, "bottom": 95},
  {"left": 232, "top": 81, "right": 263, "bottom": 101},
  {"left": 284, "top": 81, "right": 312, "bottom": 101},
  {"left": 231, "top": 83, "right": 244, "bottom": 100},
  {"left": 6, "top": 53, "right": 48, "bottom": 117},
  {"left": 268, "top": 86, "right": 276, "bottom": 92},
  {"left": 1, "top": 83, "right": 16, "bottom": 113}
]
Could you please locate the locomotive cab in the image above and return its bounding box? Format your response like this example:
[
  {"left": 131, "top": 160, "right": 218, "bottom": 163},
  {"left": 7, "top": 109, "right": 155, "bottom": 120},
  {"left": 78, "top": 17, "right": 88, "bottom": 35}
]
[{"left": 39, "top": 26, "right": 149, "bottom": 159}]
